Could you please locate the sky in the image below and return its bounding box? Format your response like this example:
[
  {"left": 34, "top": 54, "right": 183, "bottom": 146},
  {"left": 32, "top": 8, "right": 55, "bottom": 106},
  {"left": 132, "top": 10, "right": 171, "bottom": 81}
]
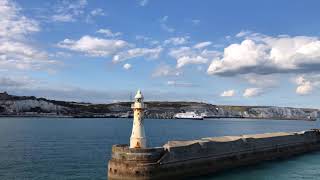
[{"left": 1, "top": 0, "right": 320, "bottom": 108}]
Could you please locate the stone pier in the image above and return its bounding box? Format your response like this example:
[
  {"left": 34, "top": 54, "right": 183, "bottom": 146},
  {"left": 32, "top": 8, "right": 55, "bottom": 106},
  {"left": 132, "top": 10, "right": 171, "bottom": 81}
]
[{"left": 108, "top": 129, "right": 320, "bottom": 180}]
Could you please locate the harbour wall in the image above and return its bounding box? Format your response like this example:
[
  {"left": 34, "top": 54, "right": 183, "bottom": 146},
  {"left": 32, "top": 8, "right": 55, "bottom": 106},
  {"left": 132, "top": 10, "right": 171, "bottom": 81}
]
[{"left": 108, "top": 129, "right": 320, "bottom": 180}]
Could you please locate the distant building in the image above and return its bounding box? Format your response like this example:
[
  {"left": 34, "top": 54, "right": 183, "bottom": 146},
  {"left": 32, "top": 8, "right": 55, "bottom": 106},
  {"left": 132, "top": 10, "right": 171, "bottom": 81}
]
[{"left": 0, "top": 91, "right": 10, "bottom": 100}]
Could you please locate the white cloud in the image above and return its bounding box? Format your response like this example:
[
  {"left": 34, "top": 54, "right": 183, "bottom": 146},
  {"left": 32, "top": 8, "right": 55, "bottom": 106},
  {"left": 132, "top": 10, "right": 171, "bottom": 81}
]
[
  {"left": 0, "top": 41, "right": 57, "bottom": 70},
  {"left": 112, "top": 47, "right": 162, "bottom": 63},
  {"left": 160, "top": 16, "right": 175, "bottom": 33},
  {"left": 193, "top": 41, "right": 212, "bottom": 49},
  {"left": 57, "top": 35, "right": 162, "bottom": 63},
  {"left": 152, "top": 64, "right": 181, "bottom": 77},
  {"left": 220, "top": 90, "right": 235, "bottom": 97},
  {"left": 207, "top": 33, "right": 320, "bottom": 76},
  {"left": 52, "top": 14, "right": 74, "bottom": 22},
  {"left": 0, "top": 0, "right": 39, "bottom": 39},
  {"left": 139, "top": 0, "right": 149, "bottom": 6},
  {"left": 169, "top": 47, "right": 192, "bottom": 57},
  {"left": 235, "top": 30, "right": 251, "bottom": 38},
  {"left": 86, "top": 8, "right": 106, "bottom": 23},
  {"left": 57, "top": 35, "right": 129, "bottom": 56},
  {"left": 207, "top": 39, "right": 267, "bottom": 75},
  {"left": 167, "top": 80, "right": 194, "bottom": 87},
  {"left": 90, "top": 8, "right": 105, "bottom": 16},
  {"left": 244, "top": 74, "right": 278, "bottom": 87},
  {"left": 97, "top": 29, "right": 122, "bottom": 37},
  {"left": 294, "top": 75, "right": 320, "bottom": 95},
  {"left": 135, "top": 35, "right": 159, "bottom": 45},
  {"left": 176, "top": 56, "right": 208, "bottom": 68},
  {"left": 296, "top": 81, "right": 312, "bottom": 95},
  {"left": 52, "top": 0, "right": 88, "bottom": 22},
  {"left": 0, "top": 0, "right": 57, "bottom": 71},
  {"left": 164, "top": 36, "right": 189, "bottom": 46},
  {"left": 169, "top": 46, "right": 220, "bottom": 68},
  {"left": 243, "top": 88, "right": 263, "bottom": 97},
  {"left": 123, "top": 63, "right": 132, "bottom": 70}
]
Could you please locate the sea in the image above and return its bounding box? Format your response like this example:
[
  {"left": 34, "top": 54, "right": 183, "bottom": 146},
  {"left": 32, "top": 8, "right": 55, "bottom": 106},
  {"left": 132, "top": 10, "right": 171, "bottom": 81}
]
[{"left": 0, "top": 117, "right": 320, "bottom": 180}]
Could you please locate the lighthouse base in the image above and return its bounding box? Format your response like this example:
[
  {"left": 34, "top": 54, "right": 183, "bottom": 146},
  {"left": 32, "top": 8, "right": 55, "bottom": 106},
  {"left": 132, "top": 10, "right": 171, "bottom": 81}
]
[{"left": 130, "top": 137, "right": 147, "bottom": 149}]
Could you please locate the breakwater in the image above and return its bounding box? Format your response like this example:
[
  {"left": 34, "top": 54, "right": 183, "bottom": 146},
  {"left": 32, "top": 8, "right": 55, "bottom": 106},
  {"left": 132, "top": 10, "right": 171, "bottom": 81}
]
[{"left": 108, "top": 129, "right": 320, "bottom": 180}]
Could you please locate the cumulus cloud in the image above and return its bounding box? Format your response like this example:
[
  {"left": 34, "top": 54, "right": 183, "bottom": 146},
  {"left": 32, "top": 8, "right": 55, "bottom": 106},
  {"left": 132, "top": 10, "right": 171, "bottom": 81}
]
[
  {"left": 243, "top": 88, "right": 263, "bottom": 97},
  {"left": 296, "top": 81, "right": 312, "bottom": 95},
  {"left": 220, "top": 90, "right": 235, "bottom": 97},
  {"left": 160, "top": 16, "right": 175, "bottom": 33},
  {"left": 0, "top": 41, "right": 57, "bottom": 70},
  {"left": 57, "top": 35, "right": 163, "bottom": 63},
  {"left": 207, "top": 33, "right": 320, "bottom": 76},
  {"left": 57, "top": 35, "right": 129, "bottom": 56},
  {"left": 112, "top": 47, "right": 162, "bottom": 63},
  {"left": 152, "top": 64, "right": 181, "bottom": 77},
  {"left": 0, "top": 0, "right": 39, "bottom": 39},
  {"left": 294, "top": 75, "right": 320, "bottom": 95},
  {"left": 97, "top": 28, "right": 122, "bottom": 37},
  {"left": 169, "top": 46, "right": 220, "bottom": 68},
  {"left": 123, "top": 63, "right": 132, "bottom": 70},
  {"left": 164, "top": 36, "right": 189, "bottom": 46},
  {"left": 176, "top": 56, "right": 208, "bottom": 68},
  {"left": 193, "top": 41, "right": 212, "bottom": 49},
  {"left": 0, "top": 0, "right": 57, "bottom": 71}
]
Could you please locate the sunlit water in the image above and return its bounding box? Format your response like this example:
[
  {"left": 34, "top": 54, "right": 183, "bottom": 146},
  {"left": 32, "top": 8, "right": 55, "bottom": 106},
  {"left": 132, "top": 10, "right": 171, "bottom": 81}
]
[{"left": 0, "top": 118, "right": 319, "bottom": 180}]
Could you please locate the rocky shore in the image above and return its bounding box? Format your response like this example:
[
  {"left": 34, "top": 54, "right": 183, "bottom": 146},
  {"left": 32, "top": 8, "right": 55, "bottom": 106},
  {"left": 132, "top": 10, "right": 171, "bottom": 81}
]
[{"left": 0, "top": 92, "right": 318, "bottom": 120}]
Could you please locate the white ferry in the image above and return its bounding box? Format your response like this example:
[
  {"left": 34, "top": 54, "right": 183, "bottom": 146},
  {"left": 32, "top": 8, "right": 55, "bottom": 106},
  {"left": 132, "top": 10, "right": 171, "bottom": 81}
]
[{"left": 174, "top": 112, "right": 204, "bottom": 120}]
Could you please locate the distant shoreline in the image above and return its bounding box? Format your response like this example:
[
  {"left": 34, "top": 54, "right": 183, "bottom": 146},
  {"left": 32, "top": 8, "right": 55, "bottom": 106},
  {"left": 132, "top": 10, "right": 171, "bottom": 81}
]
[
  {"left": 0, "top": 114, "right": 317, "bottom": 121},
  {"left": 0, "top": 92, "right": 319, "bottom": 121}
]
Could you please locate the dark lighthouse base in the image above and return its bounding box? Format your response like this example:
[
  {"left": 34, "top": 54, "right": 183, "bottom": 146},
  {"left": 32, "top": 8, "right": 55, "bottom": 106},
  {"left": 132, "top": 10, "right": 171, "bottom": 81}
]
[{"left": 108, "top": 129, "right": 320, "bottom": 180}]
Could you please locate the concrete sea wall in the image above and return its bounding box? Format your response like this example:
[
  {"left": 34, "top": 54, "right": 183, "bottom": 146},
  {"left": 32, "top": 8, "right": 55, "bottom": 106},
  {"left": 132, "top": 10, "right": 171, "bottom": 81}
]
[{"left": 108, "top": 129, "right": 320, "bottom": 180}]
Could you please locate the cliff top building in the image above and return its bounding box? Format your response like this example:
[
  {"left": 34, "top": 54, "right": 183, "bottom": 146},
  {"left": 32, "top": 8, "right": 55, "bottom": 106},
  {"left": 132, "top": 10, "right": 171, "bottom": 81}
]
[{"left": 0, "top": 91, "right": 10, "bottom": 100}]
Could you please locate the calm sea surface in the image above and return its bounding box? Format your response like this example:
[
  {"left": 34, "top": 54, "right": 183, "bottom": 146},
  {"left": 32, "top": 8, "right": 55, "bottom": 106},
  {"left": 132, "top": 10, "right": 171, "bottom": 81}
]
[{"left": 0, "top": 117, "right": 320, "bottom": 180}]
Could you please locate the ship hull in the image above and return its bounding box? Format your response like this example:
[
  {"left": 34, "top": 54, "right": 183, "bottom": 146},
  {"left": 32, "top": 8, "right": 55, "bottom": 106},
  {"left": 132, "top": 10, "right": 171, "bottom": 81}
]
[{"left": 174, "top": 117, "right": 204, "bottom": 120}]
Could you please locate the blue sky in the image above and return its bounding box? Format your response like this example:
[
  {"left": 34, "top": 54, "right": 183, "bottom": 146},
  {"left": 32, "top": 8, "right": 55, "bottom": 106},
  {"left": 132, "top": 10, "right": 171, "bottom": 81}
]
[{"left": 1, "top": 0, "right": 320, "bottom": 108}]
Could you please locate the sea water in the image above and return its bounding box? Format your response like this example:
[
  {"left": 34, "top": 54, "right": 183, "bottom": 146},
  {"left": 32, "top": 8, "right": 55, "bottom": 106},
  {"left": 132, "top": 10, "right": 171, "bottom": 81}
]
[{"left": 0, "top": 117, "right": 319, "bottom": 180}]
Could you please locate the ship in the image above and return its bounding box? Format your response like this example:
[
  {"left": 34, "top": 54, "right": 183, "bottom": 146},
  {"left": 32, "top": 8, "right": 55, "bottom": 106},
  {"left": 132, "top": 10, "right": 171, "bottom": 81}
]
[{"left": 174, "top": 111, "right": 204, "bottom": 120}]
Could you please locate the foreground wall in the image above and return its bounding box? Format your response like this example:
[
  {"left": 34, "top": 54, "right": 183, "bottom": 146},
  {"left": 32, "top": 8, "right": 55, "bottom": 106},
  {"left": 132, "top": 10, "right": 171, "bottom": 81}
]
[{"left": 108, "top": 129, "right": 320, "bottom": 180}]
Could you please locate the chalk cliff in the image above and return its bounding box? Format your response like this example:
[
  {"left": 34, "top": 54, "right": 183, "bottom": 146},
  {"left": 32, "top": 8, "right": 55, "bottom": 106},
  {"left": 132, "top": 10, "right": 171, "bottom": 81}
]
[{"left": 0, "top": 92, "right": 318, "bottom": 120}]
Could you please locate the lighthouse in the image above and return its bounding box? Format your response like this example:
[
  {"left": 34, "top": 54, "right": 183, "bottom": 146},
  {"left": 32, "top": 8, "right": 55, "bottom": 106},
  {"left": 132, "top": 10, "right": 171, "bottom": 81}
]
[{"left": 130, "top": 90, "right": 147, "bottom": 148}]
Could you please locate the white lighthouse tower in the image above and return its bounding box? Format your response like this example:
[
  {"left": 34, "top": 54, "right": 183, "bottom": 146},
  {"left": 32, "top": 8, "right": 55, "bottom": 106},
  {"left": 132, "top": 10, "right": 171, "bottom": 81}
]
[{"left": 130, "top": 90, "right": 147, "bottom": 148}]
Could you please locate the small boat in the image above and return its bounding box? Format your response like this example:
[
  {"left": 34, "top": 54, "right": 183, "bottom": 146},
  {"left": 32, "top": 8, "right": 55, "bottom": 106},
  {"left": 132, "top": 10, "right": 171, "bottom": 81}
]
[{"left": 174, "top": 112, "right": 204, "bottom": 120}]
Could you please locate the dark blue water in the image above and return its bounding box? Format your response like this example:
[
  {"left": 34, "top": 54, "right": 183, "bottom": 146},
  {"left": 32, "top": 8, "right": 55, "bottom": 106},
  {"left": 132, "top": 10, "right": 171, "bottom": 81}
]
[{"left": 0, "top": 118, "right": 319, "bottom": 180}]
